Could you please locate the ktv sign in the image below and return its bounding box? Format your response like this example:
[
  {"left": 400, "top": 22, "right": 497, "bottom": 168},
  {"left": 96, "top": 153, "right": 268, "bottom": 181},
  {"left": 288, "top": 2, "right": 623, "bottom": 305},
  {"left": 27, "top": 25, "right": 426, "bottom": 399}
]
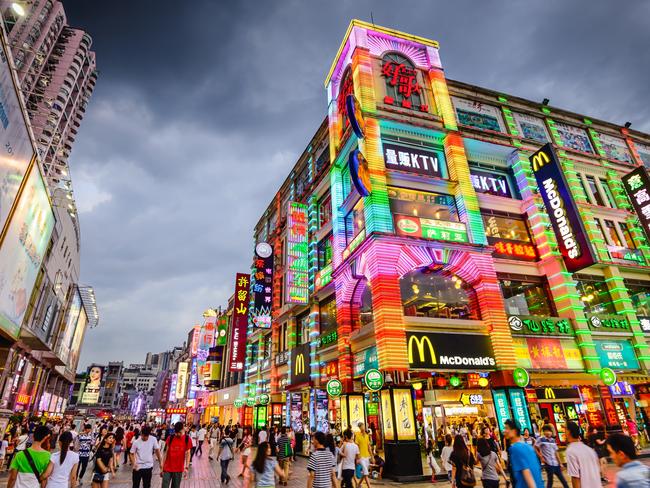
[{"left": 529, "top": 144, "right": 595, "bottom": 272}]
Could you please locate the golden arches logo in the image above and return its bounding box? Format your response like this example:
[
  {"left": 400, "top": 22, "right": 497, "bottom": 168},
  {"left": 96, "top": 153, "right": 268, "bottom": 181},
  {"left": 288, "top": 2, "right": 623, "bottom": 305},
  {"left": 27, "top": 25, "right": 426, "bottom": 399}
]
[
  {"left": 531, "top": 150, "right": 550, "bottom": 172},
  {"left": 544, "top": 387, "right": 555, "bottom": 400},
  {"left": 294, "top": 354, "right": 305, "bottom": 375},
  {"left": 408, "top": 335, "right": 436, "bottom": 365}
]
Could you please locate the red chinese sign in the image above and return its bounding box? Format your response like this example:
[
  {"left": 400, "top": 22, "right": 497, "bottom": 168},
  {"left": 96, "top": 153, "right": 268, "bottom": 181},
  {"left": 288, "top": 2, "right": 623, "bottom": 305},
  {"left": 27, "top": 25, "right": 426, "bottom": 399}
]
[
  {"left": 320, "top": 361, "right": 339, "bottom": 381},
  {"left": 381, "top": 60, "right": 424, "bottom": 110},
  {"left": 165, "top": 407, "right": 187, "bottom": 415},
  {"left": 579, "top": 386, "right": 603, "bottom": 427},
  {"left": 526, "top": 337, "right": 567, "bottom": 369},
  {"left": 492, "top": 238, "right": 537, "bottom": 261},
  {"left": 337, "top": 69, "right": 354, "bottom": 130},
  {"left": 228, "top": 273, "right": 250, "bottom": 372},
  {"left": 525, "top": 389, "right": 538, "bottom": 403},
  {"left": 599, "top": 386, "right": 620, "bottom": 427}
]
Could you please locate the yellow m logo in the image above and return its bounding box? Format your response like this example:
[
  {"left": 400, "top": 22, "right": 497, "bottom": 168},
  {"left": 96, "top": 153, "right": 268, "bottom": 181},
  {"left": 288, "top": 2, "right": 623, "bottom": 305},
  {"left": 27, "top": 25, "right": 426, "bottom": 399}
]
[
  {"left": 408, "top": 335, "right": 436, "bottom": 365},
  {"left": 531, "top": 150, "right": 550, "bottom": 172},
  {"left": 295, "top": 354, "right": 305, "bottom": 375},
  {"left": 544, "top": 387, "right": 555, "bottom": 400}
]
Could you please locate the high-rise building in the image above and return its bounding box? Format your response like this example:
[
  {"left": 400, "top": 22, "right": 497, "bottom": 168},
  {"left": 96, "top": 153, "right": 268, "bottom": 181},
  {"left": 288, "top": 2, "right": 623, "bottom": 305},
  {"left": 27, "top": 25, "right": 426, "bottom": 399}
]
[{"left": 1, "top": 0, "right": 97, "bottom": 190}]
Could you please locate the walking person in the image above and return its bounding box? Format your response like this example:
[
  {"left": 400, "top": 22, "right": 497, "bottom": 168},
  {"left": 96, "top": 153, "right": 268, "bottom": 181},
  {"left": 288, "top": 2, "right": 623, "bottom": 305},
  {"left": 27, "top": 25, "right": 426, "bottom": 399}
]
[
  {"left": 477, "top": 438, "right": 506, "bottom": 488},
  {"left": 307, "top": 432, "right": 337, "bottom": 488},
  {"left": 339, "top": 430, "right": 359, "bottom": 488},
  {"left": 534, "top": 425, "right": 569, "bottom": 488},
  {"left": 503, "top": 420, "right": 543, "bottom": 488},
  {"left": 160, "top": 422, "right": 191, "bottom": 488},
  {"left": 565, "top": 421, "right": 600, "bottom": 488},
  {"left": 217, "top": 432, "right": 236, "bottom": 484},
  {"left": 354, "top": 423, "right": 371, "bottom": 488},
  {"left": 449, "top": 434, "right": 476, "bottom": 488},
  {"left": 209, "top": 425, "right": 221, "bottom": 460},
  {"left": 44, "top": 432, "right": 79, "bottom": 488},
  {"left": 245, "top": 442, "right": 285, "bottom": 488},
  {"left": 188, "top": 426, "right": 198, "bottom": 464},
  {"left": 78, "top": 424, "right": 94, "bottom": 485},
  {"left": 130, "top": 426, "right": 162, "bottom": 488},
  {"left": 125, "top": 427, "right": 135, "bottom": 466},
  {"left": 7, "top": 425, "right": 52, "bottom": 488},
  {"left": 113, "top": 427, "right": 125, "bottom": 470},
  {"left": 91, "top": 433, "right": 116, "bottom": 488},
  {"left": 276, "top": 427, "right": 293, "bottom": 486},
  {"left": 238, "top": 428, "right": 253, "bottom": 478},
  {"left": 606, "top": 433, "right": 650, "bottom": 488},
  {"left": 196, "top": 425, "right": 207, "bottom": 457}
]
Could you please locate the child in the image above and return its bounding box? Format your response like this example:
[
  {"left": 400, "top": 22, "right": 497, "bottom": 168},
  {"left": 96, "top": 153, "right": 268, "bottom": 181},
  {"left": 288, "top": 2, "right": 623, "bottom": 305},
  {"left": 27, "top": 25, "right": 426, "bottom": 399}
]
[{"left": 440, "top": 434, "right": 453, "bottom": 483}]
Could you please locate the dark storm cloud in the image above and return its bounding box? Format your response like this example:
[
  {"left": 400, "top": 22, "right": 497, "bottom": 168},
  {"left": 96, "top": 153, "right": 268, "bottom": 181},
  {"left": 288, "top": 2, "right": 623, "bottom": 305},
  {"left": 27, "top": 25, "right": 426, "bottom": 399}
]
[{"left": 63, "top": 0, "right": 650, "bottom": 368}]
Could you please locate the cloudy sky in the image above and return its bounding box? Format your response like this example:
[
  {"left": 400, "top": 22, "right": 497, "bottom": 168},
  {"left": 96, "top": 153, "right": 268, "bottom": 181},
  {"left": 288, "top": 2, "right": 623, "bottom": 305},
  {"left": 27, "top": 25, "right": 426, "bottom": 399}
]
[{"left": 66, "top": 0, "right": 650, "bottom": 370}]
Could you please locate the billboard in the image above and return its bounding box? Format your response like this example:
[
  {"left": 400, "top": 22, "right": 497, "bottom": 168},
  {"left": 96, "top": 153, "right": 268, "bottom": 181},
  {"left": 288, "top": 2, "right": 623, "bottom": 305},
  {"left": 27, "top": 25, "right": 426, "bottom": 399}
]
[
  {"left": 0, "top": 42, "right": 35, "bottom": 236},
  {"left": 250, "top": 242, "right": 273, "bottom": 328},
  {"left": 175, "top": 362, "right": 188, "bottom": 399},
  {"left": 197, "top": 316, "right": 216, "bottom": 364},
  {"left": 80, "top": 365, "right": 104, "bottom": 404},
  {"left": 68, "top": 306, "right": 88, "bottom": 374},
  {"left": 228, "top": 273, "right": 250, "bottom": 371},
  {"left": 285, "top": 202, "right": 308, "bottom": 304},
  {"left": 290, "top": 343, "right": 311, "bottom": 385},
  {"left": 0, "top": 165, "right": 55, "bottom": 339},
  {"left": 406, "top": 331, "right": 496, "bottom": 370},
  {"left": 59, "top": 289, "right": 82, "bottom": 359},
  {"left": 622, "top": 166, "right": 650, "bottom": 244},
  {"left": 529, "top": 144, "right": 595, "bottom": 272}
]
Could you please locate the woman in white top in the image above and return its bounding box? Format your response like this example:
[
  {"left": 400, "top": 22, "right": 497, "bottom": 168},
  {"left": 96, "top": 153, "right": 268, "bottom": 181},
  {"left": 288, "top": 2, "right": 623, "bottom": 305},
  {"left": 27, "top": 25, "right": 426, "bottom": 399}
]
[{"left": 43, "top": 431, "right": 79, "bottom": 488}]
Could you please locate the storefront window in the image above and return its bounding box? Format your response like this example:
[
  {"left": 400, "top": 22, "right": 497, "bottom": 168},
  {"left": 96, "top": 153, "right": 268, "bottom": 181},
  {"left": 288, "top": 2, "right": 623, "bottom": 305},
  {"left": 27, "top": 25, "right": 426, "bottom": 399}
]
[
  {"left": 296, "top": 312, "right": 310, "bottom": 345},
  {"left": 400, "top": 267, "right": 479, "bottom": 319},
  {"left": 482, "top": 213, "right": 531, "bottom": 242},
  {"left": 625, "top": 281, "right": 650, "bottom": 316},
  {"left": 345, "top": 199, "right": 365, "bottom": 245},
  {"left": 388, "top": 187, "right": 459, "bottom": 221},
  {"left": 604, "top": 220, "right": 623, "bottom": 247},
  {"left": 351, "top": 281, "right": 374, "bottom": 330},
  {"left": 620, "top": 223, "right": 636, "bottom": 250},
  {"left": 318, "top": 193, "right": 332, "bottom": 228},
  {"left": 319, "top": 295, "right": 337, "bottom": 333},
  {"left": 317, "top": 233, "right": 333, "bottom": 269},
  {"left": 575, "top": 276, "right": 615, "bottom": 314},
  {"left": 499, "top": 277, "right": 554, "bottom": 316}
]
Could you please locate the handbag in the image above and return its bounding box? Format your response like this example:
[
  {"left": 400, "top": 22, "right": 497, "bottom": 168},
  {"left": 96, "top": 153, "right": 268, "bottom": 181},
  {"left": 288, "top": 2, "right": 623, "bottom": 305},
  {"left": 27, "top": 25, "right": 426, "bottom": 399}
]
[{"left": 459, "top": 459, "right": 476, "bottom": 487}]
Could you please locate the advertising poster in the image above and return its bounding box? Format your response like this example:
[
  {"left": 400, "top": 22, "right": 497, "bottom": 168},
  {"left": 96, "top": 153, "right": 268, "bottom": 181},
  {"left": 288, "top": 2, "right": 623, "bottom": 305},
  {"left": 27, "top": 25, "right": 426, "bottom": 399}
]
[
  {"left": 529, "top": 144, "right": 596, "bottom": 272},
  {"left": 228, "top": 273, "right": 250, "bottom": 371},
  {"left": 392, "top": 389, "right": 416, "bottom": 441},
  {"left": 250, "top": 242, "right": 273, "bottom": 328},
  {"left": 205, "top": 346, "right": 223, "bottom": 389},
  {"left": 451, "top": 97, "right": 505, "bottom": 133},
  {"left": 315, "top": 390, "right": 329, "bottom": 433},
  {"left": 0, "top": 46, "right": 34, "bottom": 235},
  {"left": 59, "top": 290, "right": 82, "bottom": 360},
  {"left": 508, "top": 389, "right": 532, "bottom": 432},
  {"left": 290, "top": 393, "right": 302, "bottom": 432},
  {"left": 216, "top": 315, "right": 228, "bottom": 345},
  {"left": 492, "top": 390, "right": 511, "bottom": 432},
  {"left": 512, "top": 337, "right": 584, "bottom": 371},
  {"left": 67, "top": 307, "right": 88, "bottom": 375},
  {"left": 594, "top": 340, "right": 639, "bottom": 370},
  {"left": 599, "top": 134, "right": 633, "bottom": 163},
  {"left": 513, "top": 112, "right": 550, "bottom": 143},
  {"left": 348, "top": 395, "right": 365, "bottom": 433},
  {"left": 80, "top": 365, "right": 104, "bottom": 404},
  {"left": 554, "top": 123, "right": 593, "bottom": 153},
  {"left": 0, "top": 165, "right": 54, "bottom": 339},
  {"left": 635, "top": 142, "right": 650, "bottom": 168},
  {"left": 381, "top": 390, "right": 394, "bottom": 441}
]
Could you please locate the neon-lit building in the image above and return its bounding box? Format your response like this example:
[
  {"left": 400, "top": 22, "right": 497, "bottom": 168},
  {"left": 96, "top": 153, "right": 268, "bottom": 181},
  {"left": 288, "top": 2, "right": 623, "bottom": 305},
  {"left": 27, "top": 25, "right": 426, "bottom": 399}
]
[{"left": 236, "top": 20, "right": 650, "bottom": 475}]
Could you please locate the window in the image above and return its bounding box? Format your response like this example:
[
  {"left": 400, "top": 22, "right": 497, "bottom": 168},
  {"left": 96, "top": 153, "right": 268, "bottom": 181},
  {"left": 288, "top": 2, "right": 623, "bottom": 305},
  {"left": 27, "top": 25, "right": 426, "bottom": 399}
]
[
  {"left": 625, "top": 281, "right": 650, "bottom": 316},
  {"left": 575, "top": 276, "right": 615, "bottom": 314},
  {"left": 296, "top": 312, "right": 310, "bottom": 345},
  {"left": 317, "top": 233, "right": 333, "bottom": 269},
  {"left": 345, "top": 199, "right": 365, "bottom": 245},
  {"left": 482, "top": 213, "right": 531, "bottom": 243},
  {"left": 499, "top": 277, "right": 554, "bottom": 316},
  {"left": 604, "top": 220, "right": 622, "bottom": 247},
  {"left": 352, "top": 281, "right": 374, "bottom": 330},
  {"left": 295, "top": 165, "right": 310, "bottom": 197},
  {"left": 279, "top": 322, "right": 289, "bottom": 352},
  {"left": 388, "top": 187, "right": 459, "bottom": 222},
  {"left": 318, "top": 193, "right": 332, "bottom": 228},
  {"left": 593, "top": 219, "right": 607, "bottom": 242},
  {"left": 381, "top": 53, "right": 423, "bottom": 110},
  {"left": 319, "top": 295, "right": 337, "bottom": 334},
  {"left": 400, "top": 267, "right": 479, "bottom": 320},
  {"left": 620, "top": 223, "right": 636, "bottom": 250},
  {"left": 315, "top": 146, "right": 330, "bottom": 176},
  {"left": 586, "top": 176, "right": 605, "bottom": 206},
  {"left": 600, "top": 178, "right": 617, "bottom": 208},
  {"left": 341, "top": 165, "right": 352, "bottom": 201}
]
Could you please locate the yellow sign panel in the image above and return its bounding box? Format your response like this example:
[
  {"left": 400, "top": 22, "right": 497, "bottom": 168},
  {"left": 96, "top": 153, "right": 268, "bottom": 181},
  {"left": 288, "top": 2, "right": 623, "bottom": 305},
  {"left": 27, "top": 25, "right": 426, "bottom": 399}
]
[
  {"left": 341, "top": 396, "right": 349, "bottom": 432},
  {"left": 381, "top": 390, "right": 394, "bottom": 441},
  {"left": 531, "top": 149, "right": 550, "bottom": 172},
  {"left": 408, "top": 334, "right": 436, "bottom": 365},
  {"left": 392, "top": 389, "right": 416, "bottom": 441},
  {"left": 295, "top": 354, "right": 305, "bottom": 375},
  {"left": 348, "top": 396, "right": 365, "bottom": 433}
]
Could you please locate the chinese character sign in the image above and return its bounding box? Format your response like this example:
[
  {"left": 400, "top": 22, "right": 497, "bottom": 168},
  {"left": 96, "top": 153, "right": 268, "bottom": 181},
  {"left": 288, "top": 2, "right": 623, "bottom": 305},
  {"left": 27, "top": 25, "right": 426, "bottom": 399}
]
[
  {"left": 228, "top": 273, "right": 250, "bottom": 372},
  {"left": 197, "top": 316, "right": 216, "bottom": 365},
  {"left": 622, "top": 166, "right": 650, "bottom": 244},
  {"left": 249, "top": 242, "right": 274, "bottom": 328},
  {"left": 381, "top": 59, "right": 422, "bottom": 109},
  {"left": 286, "top": 202, "right": 309, "bottom": 304}
]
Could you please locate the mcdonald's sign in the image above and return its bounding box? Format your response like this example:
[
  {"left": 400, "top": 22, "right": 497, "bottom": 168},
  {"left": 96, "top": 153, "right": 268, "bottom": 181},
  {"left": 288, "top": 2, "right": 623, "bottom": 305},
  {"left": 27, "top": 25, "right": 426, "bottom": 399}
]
[
  {"left": 529, "top": 144, "right": 595, "bottom": 272},
  {"left": 534, "top": 387, "right": 580, "bottom": 401},
  {"left": 406, "top": 331, "right": 495, "bottom": 370},
  {"left": 290, "top": 343, "right": 311, "bottom": 385}
]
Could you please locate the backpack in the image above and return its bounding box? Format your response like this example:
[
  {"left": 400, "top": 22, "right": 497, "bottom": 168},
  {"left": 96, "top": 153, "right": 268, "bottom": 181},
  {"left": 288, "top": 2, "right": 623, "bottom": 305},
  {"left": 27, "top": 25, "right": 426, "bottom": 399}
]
[
  {"left": 166, "top": 434, "right": 190, "bottom": 450},
  {"left": 459, "top": 455, "right": 476, "bottom": 487}
]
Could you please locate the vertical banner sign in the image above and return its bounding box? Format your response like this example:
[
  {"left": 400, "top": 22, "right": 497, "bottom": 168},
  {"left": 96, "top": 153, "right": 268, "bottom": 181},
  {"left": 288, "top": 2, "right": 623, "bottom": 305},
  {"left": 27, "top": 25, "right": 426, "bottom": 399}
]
[
  {"left": 286, "top": 202, "right": 309, "bottom": 304},
  {"left": 229, "top": 273, "right": 250, "bottom": 371},
  {"left": 197, "top": 316, "right": 216, "bottom": 365},
  {"left": 508, "top": 389, "right": 532, "bottom": 432},
  {"left": 492, "top": 389, "right": 511, "bottom": 432},
  {"left": 175, "top": 362, "right": 188, "bottom": 399},
  {"left": 250, "top": 242, "right": 274, "bottom": 328},
  {"left": 290, "top": 343, "right": 311, "bottom": 385},
  {"left": 529, "top": 144, "right": 596, "bottom": 272},
  {"left": 205, "top": 346, "right": 223, "bottom": 389},
  {"left": 622, "top": 166, "right": 650, "bottom": 243},
  {"left": 169, "top": 374, "right": 178, "bottom": 402},
  {"left": 216, "top": 316, "right": 228, "bottom": 345}
]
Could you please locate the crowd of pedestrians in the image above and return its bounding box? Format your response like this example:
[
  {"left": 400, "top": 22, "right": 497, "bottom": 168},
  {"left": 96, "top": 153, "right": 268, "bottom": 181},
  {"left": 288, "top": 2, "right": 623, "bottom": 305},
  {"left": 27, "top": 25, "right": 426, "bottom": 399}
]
[{"left": 1, "top": 416, "right": 648, "bottom": 488}]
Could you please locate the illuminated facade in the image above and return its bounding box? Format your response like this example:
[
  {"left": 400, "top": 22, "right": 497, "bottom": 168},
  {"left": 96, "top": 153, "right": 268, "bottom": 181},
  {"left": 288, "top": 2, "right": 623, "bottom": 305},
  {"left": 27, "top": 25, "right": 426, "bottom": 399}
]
[{"left": 233, "top": 20, "right": 650, "bottom": 473}]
